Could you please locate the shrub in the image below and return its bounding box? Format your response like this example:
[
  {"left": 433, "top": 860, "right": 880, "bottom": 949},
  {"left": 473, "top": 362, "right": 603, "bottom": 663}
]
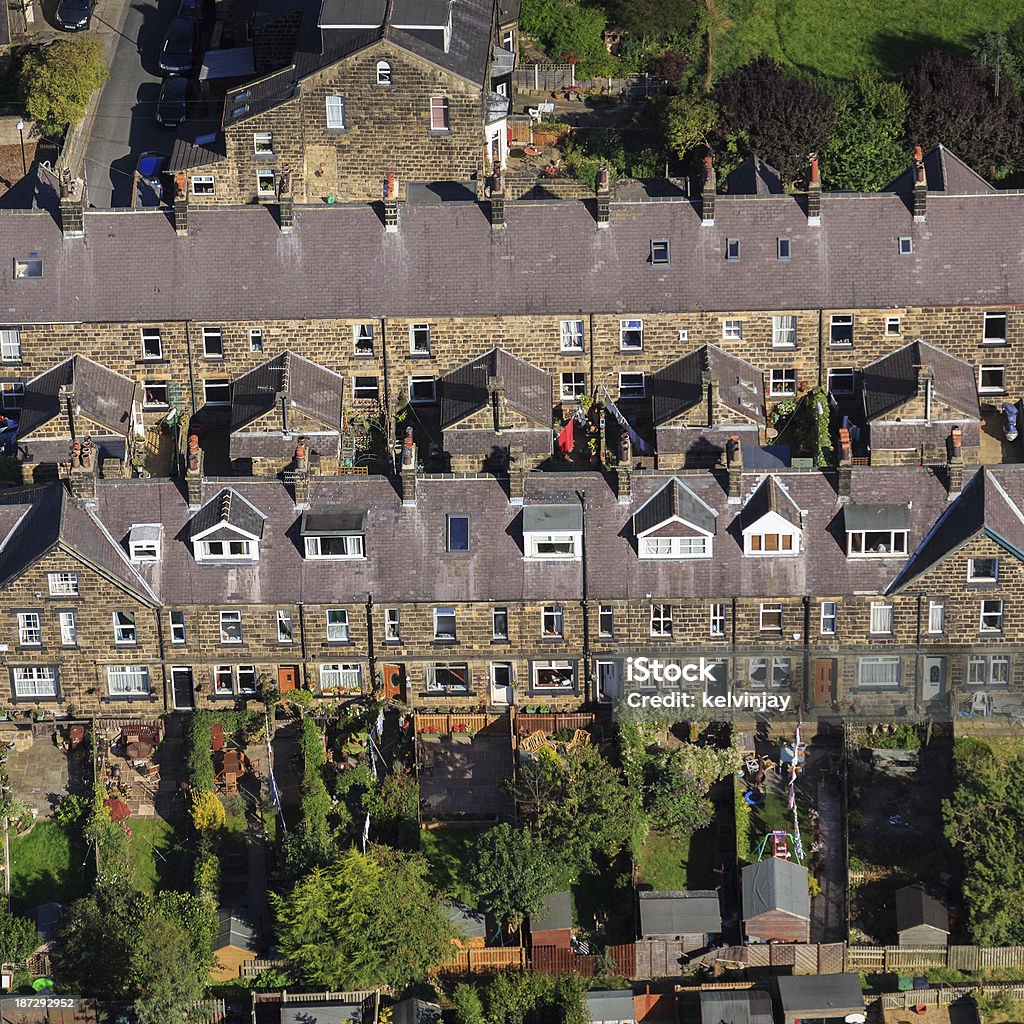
[
  {"left": 452, "top": 984, "right": 485, "bottom": 1024},
  {"left": 190, "top": 790, "right": 226, "bottom": 833},
  {"left": 20, "top": 37, "right": 109, "bottom": 135},
  {"left": 193, "top": 848, "right": 220, "bottom": 898},
  {"left": 53, "top": 793, "right": 90, "bottom": 830},
  {"left": 185, "top": 713, "right": 215, "bottom": 792}
]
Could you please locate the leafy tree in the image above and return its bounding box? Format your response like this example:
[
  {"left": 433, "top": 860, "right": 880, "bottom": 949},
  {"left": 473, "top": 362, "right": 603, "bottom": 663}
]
[
  {"left": 0, "top": 909, "right": 41, "bottom": 985},
  {"left": 484, "top": 971, "right": 587, "bottom": 1024},
  {"left": 712, "top": 56, "right": 835, "bottom": 183},
  {"left": 664, "top": 90, "right": 718, "bottom": 159},
  {"left": 20, "top": 37, "right": 109, "bottom": 135},
  {"left": 903, "top": 49, "right": 1024, "bottom": 180},
  {"left": 131, "top": 914, "right": 206, "bottom": 1024},
  {"left": 602, "top": 0, "right": 698, "bottom": 46},
  {"left": 647, "top": 49, "right": 695, "bottom": 93},
  {"left": 363, "top": 769, "right": 419, "bottom": 848},
  {"left": 471, "top": 823, "right": 557, "bottom": 930},
  {"left": 452, "top": 983, "right": 485, "bottom": 1024},
  {"left": 519, "top": 0, "right": 617, "bottom": 77},
  {"left": 820, "top": 72, "right": 909, "bottom": 191},
  {"left": 974, "top": 32, "right": 1024, "bottom": 99},
  {"left": 190, "top": 790, "right": 226, "bottom": 832},
  {"left": 273, "top": 847, "right": 454, "bottom": 990}
]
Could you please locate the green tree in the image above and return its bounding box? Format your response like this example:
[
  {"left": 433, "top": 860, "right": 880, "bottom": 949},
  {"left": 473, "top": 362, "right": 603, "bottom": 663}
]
[
  {"left": 820, "top": 72, "right": 909, "bottom": 191},
  {"left": 452, "top": 983, "right": 485, "bottom": 1024},
  {"left": 273, "top": 847, "right": 454, "bottom": 989},
  {"left": 20, "top": 37, "right": 109, "bottom": 135},
  {"left": 131, "top": 914, "right": 207, "bottom": 1024},
  {"left": 665, "top": 90, "right": 718, "bottom": 159},
  {"left": 0, "top": 909, "right": 41, "bottom": 986},
  {"left": 519, "top": 0, "right": 617, "bottom": 77},
  {"left": 471, "top": 823, "right": 557, "bottom": 930}
]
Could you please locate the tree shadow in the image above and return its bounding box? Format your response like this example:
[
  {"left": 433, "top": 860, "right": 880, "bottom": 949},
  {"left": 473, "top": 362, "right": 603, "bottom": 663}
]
[{"left": 868, "top": 32, "right": 971, "bottom": 75}]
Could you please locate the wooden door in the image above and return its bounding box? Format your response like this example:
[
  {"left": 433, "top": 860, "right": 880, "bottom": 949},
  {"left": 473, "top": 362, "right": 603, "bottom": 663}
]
[
  {"left": 170, "top": 667, "right": 194, "bottom": 710},
  {"left": 382, "top": 663, "right": 406, "bottom": 701},
  {"left": 814, "top": 659, "right": 836, "bottom": 705},
  {"left": 278, "top": 665, "right": 297, "bottom": 694}
]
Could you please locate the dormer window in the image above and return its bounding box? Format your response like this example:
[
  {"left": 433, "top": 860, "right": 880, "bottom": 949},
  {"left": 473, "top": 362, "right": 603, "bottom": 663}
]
[
  {"left": 128, "top": 524, "right": 162, "bottom": 562},
  {"left": 633, "top": 478, "right": 716, "bottom": 560},
  {"left": 740, "top": 477, "right": 802, "bottom": 557},
  {"left": 190, "top": 488, "right": 264, "bottom": 563},
  {"left": 845, "top": 504, "right": 909, "bottom": 557},
  {"left": 523, "top": 504, "right": 582, "bottom": 560},
  {"left": 301, "top": 509, "right": 367, "bottom": 559}
]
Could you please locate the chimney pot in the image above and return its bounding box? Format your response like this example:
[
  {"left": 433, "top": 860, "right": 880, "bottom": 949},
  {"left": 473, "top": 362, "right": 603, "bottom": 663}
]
[
  {"left": 806, "top": 153, "right": 821, "bottom": 226},
  {"left": 912, "top": 146, "right": 927, "bottom": 222},
  {"left": 701, "top": 156, "right": 716, "bottom": 226},
  {"left": 596, "top": 163, "right": 613, "bottom": 228}
]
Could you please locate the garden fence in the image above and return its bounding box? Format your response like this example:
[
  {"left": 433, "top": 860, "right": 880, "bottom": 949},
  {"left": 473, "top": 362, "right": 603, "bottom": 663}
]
[
  {"left": 438, "top": 947, "right": 528, "bottom": 975},
  {"left": 879, "top": 983, "right": 1024, "bottom": 1009},
  {"left": 513, "top": 63, "right": 668, "bottom": 98}
]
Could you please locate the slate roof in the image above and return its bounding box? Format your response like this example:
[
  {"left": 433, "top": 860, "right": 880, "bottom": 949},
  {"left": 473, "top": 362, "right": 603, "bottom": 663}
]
[
  {"left": 870, "top": 420, "right": 980, "bottom": 452},
  {"left": 895, "top": 885, "right": 949, "bottom": 934},
  {"left": 586, "top": 991, "right": 636, "bottom": 1023},
  {"left": 18, "top": 356, "right": 137, "bottom": 439},
  {"left": 844, "top": 503, "right": 909, "bottom": 532},
  {"left": 638, "top": 890, "right": 721, "bottom": 936},
  {"left": 442, "top": 900, "right": 486, "bottom": 939},
  {"left": 726, "top": 155, "right": 783, "bottom": 196},
  {"left": 740, "top": 476, "right": 802, "bottom": 530},
  {"left": 523, "top": 503, "right": 582, "bottom": 533},
  {"left": 280, "top": 1002, "right": 362, "bottom": 1024},
  {"left": 392, "top": 999, "right": 441, "bottom": 1024},
  {"left": 776, "top": 974, "right": 864, "bottom": 1017},
  {"left": 633, "top": 478, "right": 717, "bottom": 537},
  {"left": 214, "top": 909, "right": 259, "bottom": 951},
  {"left": 698, "top": 990, "right": 773, "bottom": 1024},
  {"left": 441, "top": 427, "right": 551, "bottom": 457},
  {"left": 440, "top": 349, "right": 552, "bottom": 429},
  {"left": 230, "top": 351, "right": 345, "bottom": 433},
  {"left": 168, "top": 120, "right": 227, "bottom": 171},
  {"left": 190, "top": 487, "right": 267, "bottom": 540},
  {"left": 650, "top": 346, "right": 764, "bottom": 427},
  {"left": 12, "top": 186, "right": 1024, "bottom": 322},
  {"left": 885, "top": 144, "right": 995, "bottom": 195},
  {"left": 741, "top": 858, "right": 810, "bottom": 921},
  {"left": 532, "top": 890, "right": 572, "bottom": 933},
  {"left": 862, "top": 340, "right": 979, "bottom": 421}
]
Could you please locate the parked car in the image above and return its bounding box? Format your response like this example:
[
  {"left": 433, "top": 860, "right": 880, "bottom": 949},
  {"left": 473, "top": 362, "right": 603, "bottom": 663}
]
[
  {"left": 55, "top": 0, "right": 95, "bottom": 30},
  {"left": 159, "top": 17, "right": 199, "bottom": 76},
  {"left": 156, "top": 77, "right": 199, "bottom": 128},
  {"left": 135, "top": 152, "right": 168, "bottom": 207}
]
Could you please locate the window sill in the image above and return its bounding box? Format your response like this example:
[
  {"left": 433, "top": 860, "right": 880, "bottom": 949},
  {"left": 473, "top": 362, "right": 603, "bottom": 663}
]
[
  {"left": 491, "top": 638, "right": 511, "bottom": 645},
  {"left": 981, "top": 340, "right": 1007, "bottom": 347},
  {"left": 101, "top": 694, "right": 158, "bottom": 703},
  {"left": 829, "top": 342, "right": 854, "bottom": 348},
  {"left": 980, "top": 391, "right": 1008, "bottom": 397},
  {"left": 325, "top": 640, "right": 353, "bottom": 647},
  {"left": 528, "top": 689, "right": 576, "bottom": 697},
  {"left": 560, "top": 347, "right": 585, "bottom": 354},
  {"left": 253, "top": 153, "right": 276, "bottom": 160},
  {"left": 354, "top": 351, "right": 375, "bottom": 359},
  {"left": 979, "top": 631, "right": 1004, "bottom": 637},
  {"left": 432, "top": 638, "right": 458, "bottom": 646},
  {"left": 428, "top": 129, "right": 451, "bottom": 137},
  {"left": 409, "top": 351, "right": 433, "bottom": 359},
  {"left": 619, "top": 347, "right": 643, "bottom": 354},
  {"left": 142, "top": 404, "right": 171, "bottom": 413},
  {"left": 540, "top": 635, "right": 565, "bottom": 643},
  {"left": 10, "top": 695, "right": 63, "bottom": 704},
  {"left": 421, "top": 691, "right": 471, "bottom": 698},
  {"left": 202, "top": 355, "right": 225, "bottom": 361},
  {"left": 326, "top": 128, "right": 349, "bottom": 135}
]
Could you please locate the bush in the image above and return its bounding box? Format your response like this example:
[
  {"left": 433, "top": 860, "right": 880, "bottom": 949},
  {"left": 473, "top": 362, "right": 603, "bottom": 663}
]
[
  {"left": 185, "top": 714, "right": 215, "bottom": 792},
  {"left": 53, "top": 793, "right": 90, "bottom": 830},
  {"left": 452, "top": 984, "right": 485, "bottom": 1024},
  {"left": 250, "top": 968, "right": 289, "bottom": 991},
  {"left": 190, "top": 790, "right": 226, "bottom": 833},
  {"left": 193, "top": 848, "right": 220, "bottom": 898},
  {"left": 20, "top": 37, "right": 109, "bottom": 135}
]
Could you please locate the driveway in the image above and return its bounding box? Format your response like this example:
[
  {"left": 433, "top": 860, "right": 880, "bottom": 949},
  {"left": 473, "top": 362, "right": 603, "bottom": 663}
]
[{"left": 82, "top": 0, "right": 181, "bottom": 207}]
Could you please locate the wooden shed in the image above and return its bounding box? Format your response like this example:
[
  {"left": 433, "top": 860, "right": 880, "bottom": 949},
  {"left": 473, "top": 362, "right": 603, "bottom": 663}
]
[
  {"left": 776, "top": 974, "right": 865, "bottom": 1024},
  {"left": 211, "top": 909, "right": 260, "bottom": 981},
  {"left": 895, "top": 885, "right": 949, "bottom": 946},
  {"left": 740, "top": 858, "right": 810, "bottom": 943},
  {"left": 638, "top": 890, "right": 722, "bottom": 949},
  {"left": 443, "top": 900, "right": 487, "bottom": 949},
  {"left": 530, "top": 891, "right": 574, "bottom": 950}
]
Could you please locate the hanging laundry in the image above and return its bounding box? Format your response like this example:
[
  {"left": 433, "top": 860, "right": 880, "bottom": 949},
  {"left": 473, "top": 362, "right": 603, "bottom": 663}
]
[
  {"left": 556, "top": 417, "right": 575, "bottom": 454},
  {"left": 601, "top": 387, "right": 651, "bottom": 454}
]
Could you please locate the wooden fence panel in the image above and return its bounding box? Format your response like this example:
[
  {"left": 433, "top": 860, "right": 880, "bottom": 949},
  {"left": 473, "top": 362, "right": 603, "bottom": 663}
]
[
  {"left": 793, "top": 945, "right": 819, "bottom": 975},
  {"left": 531, "top": 945, "right": 597, "bottom": 976},
  {"left": 609, "top": 943, "right": 636, "bottom": 977},
  {"left": 819, "top": 943, "right": 846, "bottom": 974},
  {"left": 770, "top": 945, "right": 796, "bottom": 969},
  {"left": 886, "top": 946, "right": 948, "bottom": 970},
  {"left": 513, "top": 712, "right": 596, "bottom": 737},
  {"left": 439, "top": 947, "right": 526, "bottom": 975}
]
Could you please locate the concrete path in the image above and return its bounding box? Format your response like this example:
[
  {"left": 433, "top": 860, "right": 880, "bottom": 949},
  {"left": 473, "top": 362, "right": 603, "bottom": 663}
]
[{"left": 811, "top": 775, "right": 846, "bottom": 942}]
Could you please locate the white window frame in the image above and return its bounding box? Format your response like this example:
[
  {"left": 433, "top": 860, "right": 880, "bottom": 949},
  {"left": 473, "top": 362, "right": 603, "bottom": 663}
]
[
  {"left": 847, "top": 529, "right": 909, "bottom": 557},
  {"left": 409, "top": 376, "right": 436, "bottom": 404},
  {"left": 202, "top": 326, "right": 223, "bottom": 358},
  {"left": 980, "top": 600, "right": 1003, "bottom": 632},
  {"left": 0, "top": 382, "right": 24, "bottom": 412},
  {"left": 249, "top": 329, "right": 264, "bottom": 352},
  {"left": 560, "top": 319, "right": 584, "bottom": 351},
  {"left": 619, "top": 319, "right": 643, "bottom": 351},
  {"left": 107, "top": 665, "right": 150, "bottom": 697},
  {"left": 870, "top": 602, "right": 894, "bottom": 635},
  {"left": 560, "top": 372, "right": 586, "bottom": 401},
  {"left": 384, "top": 608, "right": 401, "bottom": 642},
  {"left": 968, "top": 557, "right": 998, "bottom": 582},
  {"left": 353, "top": 323, "right": 375, "bottom": 354},
  {"left": 320, "top": 663, "right": 361, "bottom": 692},
  {"left": 141, "top": 327, "right": 162, "bottom": 360},
  {"left": 747, "top": 532, "right": 796, "bottom": 555},
  {"left": 541, "top": 604, "right": 564, "bottom": 637},
  {"left": 429, "top": 95, "right": 449, "bottom": 131},
  {"left": 531, "top": 660, "right": 575, "bottom": 692},
  {"left": 830, "top": 314, "right": 854, "bottom": 346},
  {"left": 772, "top": 315, "right": 796, "bottom": 348},
  {"left": 434, "top": 606, "right": 456, "bottom": 641},
  {"left": 928, "top": 600, "right": 945, "bottom": 634},
  {"left": 376, "top": 59, "right": 392, "bottom": 85},
  {"left": 190, "top": 175, "right": 215, "bottom": 195},
  {"left": 427, "top": 662, "right": 470, "bottom": 694},
  {"left": 47, "top": 572, "right": 78, "bottom": 596},
  {"left": 304, "top": 534, "right": 365, "bottom": 559},
  {"left": 598, "top": 604, "right": 614, "bottom": 637},
  {"left": 219, "top": 610, "right": 243, "bottom": 644},
  {"left": 203, "top": 380, "right": 231, "bottom": 406},
  {"left": 353, "top": 376, "right": 379, "bottom": 403},
  {"left": 640, "top": 536, "right": 710, "bottom": 558},
  {"left": 409, "top": 323, "right": 431, "bottom": 354},
  {"left": 17, "top": 612, "right": 40, "bottom": 647},
  {"left": 759, "top": 604, "right": 782, "bottom": 632},
  {"left": 828, "top": 368, "right": 855, "bottom": 396},
  {"left": 0, "top": 329, "right": 21, "bottom": 362},
  {"left": 446, "top": 514, "right": 470, "bottom": 552},
  {"left": 777, "top": 237, "right": 791, "bottom": 260},
  {"left": 59, "top": 611, "right": 76, "bottom": 647},
  {"left": 725, "top": 238, "right": 740, "bottom": 260},
  {"left": 213, "top": 664, "right": 234, "bottom": 696},
  {"left": 492, "top": 606, "right": 509, "bottom": 640},
  {"left": 618, "top": 372, "right": 645, "bottom": 399},
  {"left": 325, "top": 95, "right": 346, "bottom": 129},
  {"left": 326, "top": 608, "right": 350, "bottom": 643},
  {"left": 238, "top": 665, "right": 257, "bottom": 694},
  {"left": 722, "top": 319, "right": 743, "bottom": 341},
  {"left": 984, "top": 311, "right": 1008, "bottom": 344},
  {"left": 253, "top": 131, "right": 274, "bottom": 155},
  {"left": 820, "top": 601, "right": 837, "bottom": 635},
  {"left": 129, "top": 536, "right": 160, "bottom": 562},
  {"left": 710, "top": 603, "right": 725, "bottom": 637},
  {"left": 525, "top": 533, "right": 579, "bottom": 560},
  {"left": 113, "top": 610, "right": 136, "bottom": 645},
  {"left": 143, "top": 381, "right": 169, "bottom": 409},
  {"left": 255, "top": 169, "right": 276, "bottom": 197},
  {"left": 277, "top": 610, "right": 293, "bottom": 644},
  {"left": 898, "top": 236, "right": 913, "bottom": 256},
  {"left": 967, "top": 654, "right": 1010, "bottom": 686},
  {"left": 749, "top": 657, "right": 791, "bottom": 689},
  {"left": 650, "top": 603, "right": 673, "bottom": 638},
  {"left": 769, "top": 369, "right": 797, "bottom": 396},
  {"left": 197, "top": 537, "right": 253, "bottom": 560},
  {"left": 979, "top": 365, "right": 1006, "bottom": 394},
  {"left": 13, "top": 666, "right": 56, "bottom": 698},
  {"left": 169, "top": 610, "right": 186, "bottom": 644},
  {"left": 885, "top": 316, "right": 902, "bottom": 336},
  {"left": 858, "top": 656, "right": 901, "bottom": 688}
]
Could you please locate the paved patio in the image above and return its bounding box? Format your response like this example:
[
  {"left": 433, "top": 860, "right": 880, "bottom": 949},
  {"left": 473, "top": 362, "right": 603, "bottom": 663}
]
[
  {"left": 418, "top": 733, "right": 515, "bottom": 821},
  {"left": 6, "top": 728, "right": 89, "bottom": 818}
]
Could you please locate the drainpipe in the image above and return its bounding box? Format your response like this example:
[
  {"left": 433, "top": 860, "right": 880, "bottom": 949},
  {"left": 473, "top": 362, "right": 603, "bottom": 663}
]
[
  {"left": 154, "top": 604, "right": 169, "bottom": 712},
  {"left": 366, "top": 594, "right": 377, "bottom": 695},
  {"left": 297, "top": 603, "right": 309, "bottom": 690},
  {"left": 185, "top": 321, "right": 198, "bottom": 417}
]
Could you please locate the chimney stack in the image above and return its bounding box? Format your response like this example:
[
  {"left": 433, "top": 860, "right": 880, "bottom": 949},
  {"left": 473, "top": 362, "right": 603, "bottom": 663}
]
[
  {"left": 616, "top": 431, "right": 632, "bottom": 503},
  {"left": 596, "top": 164, "right": 612, "bottom": 228},
  {"left": 726, "top": 434, "right": 743, "bottom": 502},
  {"left": 701, "top": 156, "right": 716, "bottom": 226},
  {"left": 912, "top": 145, "right": 927, "bottom": 223},
  {"left": 488, "top": 374, "right": 505, "bottom": 433},
  {"left": 68, "top": 435, "right": 97, "bottom": 501},
  {"left": 705, "top": 372, "right": 721, "bottom": 428},
  {"left": 837, "top": 427, "right": 853, "bottom": 499},
  {"left": 489, "top": 168, "right": 505, "bottom": 231},
  {"left": 185, "top": 433, "right": 203, "bottom": 509},
  {"left": 278, "top": 168, "right": 294, "bottom": 233},
  {"left": 400, "top": 427, "right": 417, "bottom": 506},
  {"left": 172, "top": 172, "right": 189, "bottom": 237},
  {"left": 916, "top": 361, "right": 934, "bottom": 420},
  {"left": 58, "top": 176, "right": 85, "bottom": 239},
  {"left": 806, "top": 153, "right": 821, "bottom": 226},
  {"left": 292, "top": 437, "right": 310, "bottom": 507},
  {"left": 383, "top": 173, "right": 400, "bottom": 233},
  {"left": 947, "top": 426, "right": 964, "bottom": 498},
  {"left": 507, "top": 443, "right": 526, "bottom": 505}
]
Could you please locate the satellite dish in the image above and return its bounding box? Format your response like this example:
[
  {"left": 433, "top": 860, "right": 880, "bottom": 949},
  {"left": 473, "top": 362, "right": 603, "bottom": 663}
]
[{"left": 845, "top": 1014, "right": 866, "bottom": 1022}]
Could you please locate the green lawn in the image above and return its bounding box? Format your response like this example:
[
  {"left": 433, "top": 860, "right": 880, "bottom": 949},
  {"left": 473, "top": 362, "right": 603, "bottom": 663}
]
[
  {"left": 127, "top": 818, "right": 191, "bottom": 894},
  {"left": 420, "top": 827, "right": 482, "bottom": 905},
  {"left": 636, "top": 827, "right": 717, "bottom": 892},
  {"left": 715, "top": 0, "right": 1024, "bottom": 79},
  {"left": 9, "top": 821, "right": 91, "bottom": 911},
  {"left": 739, "top": 786, "right": 809, "bottom": 864}
]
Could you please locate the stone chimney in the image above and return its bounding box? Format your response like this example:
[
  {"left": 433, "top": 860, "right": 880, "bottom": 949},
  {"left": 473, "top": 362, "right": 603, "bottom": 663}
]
[
  {"left": 488, "top": 374, "right": 505, "bottom": 433},
  {"left": 837, "top": 426, "right": 853, "bottom": 500},
  {"left": 916, "top": 361, "right": 934, "bottom": 420},
  {"left": 700, "top": 156, "right": 716, "bottom": 226},
  {"left": 383, "top": 173, "right": 400, "bottom": 233},
  {"left": 58, "top": 176, "right": 85, "bottom": 239},
  {"left": 489, "top": 168, "right": 505, "bottom": 231},
  {"left": 278, "top": 167, "right": 294, "bottom": 233},
  {"left": 806, "top": 153, "right": 821, "bottom": 226},
  {"left": 616, "top": 430, "right": 632, "bottom": 503},
  {"left": 596, "top": 164, "right": 612, "bottom": 228},
  {"left": 185, "top": 433, "right": 203, "bottom": 509},
  {"left": 507, "top": 443, "right": 526, "bottom": 505},
  {"left": 292, "top": 437, "right": 310, "bottom": 507},
  {"left": 68, "top": 435, "right": 97, "bottom": 501},
  {"left": 726, "top": 434, "right": 743, "bottom": 502},
  {"left": 173, "top": 172, "right": 189, "bottom": 237},
  {"left": 912, "top": 145, "right": 927, "bottom": 223},
  {"left": 947, "top": 426, "right": 964, "bottom": 499},
  {"left": 400, "top": 427, "right": 417, "bottom": 506},
  {"left": 705, "top": 371, "right": 721, "bottom": 427}
]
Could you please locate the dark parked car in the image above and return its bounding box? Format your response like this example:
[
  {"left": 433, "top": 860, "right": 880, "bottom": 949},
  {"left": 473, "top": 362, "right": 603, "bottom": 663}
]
[
  {"left": 156, "top": 77, "right": 199, "bottom": 128},
  {"left": 135, "top": 152, "right": 168, "bottom": 207},
  {"left": 159, "top": 17, "right": 198, "bottom": 76},
  {"left": 55, "top": 0, "right": 95, "bottom": 30}
]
